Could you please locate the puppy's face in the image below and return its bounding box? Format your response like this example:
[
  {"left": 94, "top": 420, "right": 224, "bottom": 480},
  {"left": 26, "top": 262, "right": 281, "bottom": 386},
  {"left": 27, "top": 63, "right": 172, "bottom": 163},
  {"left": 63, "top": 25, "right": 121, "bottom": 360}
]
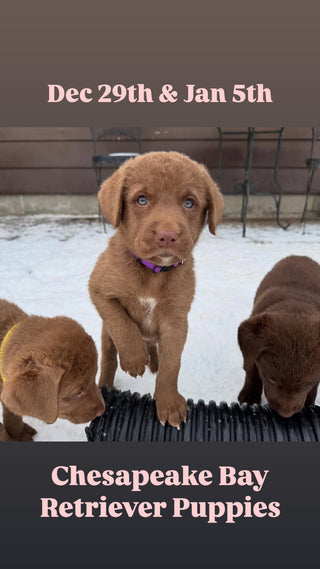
[
  {"left": 123, "top": 180, "right": 207, "bottom": 266},
  {"left": 1, "top": 317, "right": 105, "bottom": 424},
  {"left": 57, "top": 340, "right": 105, "bottom": 424},
  {"left": 256, "top": 349, "right": 319, "bottom": 418},
  {"left": 239, "top": 314, "right": 320, "bottom": 417},
  {"left": 99, "top": 152, "right": 223, "bottom": 265}
]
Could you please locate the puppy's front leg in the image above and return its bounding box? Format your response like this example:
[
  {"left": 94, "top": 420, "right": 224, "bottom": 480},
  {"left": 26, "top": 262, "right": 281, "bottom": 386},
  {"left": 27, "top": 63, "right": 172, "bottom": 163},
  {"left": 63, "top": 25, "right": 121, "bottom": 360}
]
[
  {"left": 0, "top": 404, "right": 37, "bottom": 442},
  {"left": 154, "top": 319, "right": 188, "bottom": 428},
  {"left": 238, "top": 364, "right": 263, "bottom": 405},
  {"left": 95, "top": 297, "right": 149, "bottom": 382},
  {"left": 99, "top": 325, "right": 118, "bottom": 387},
  {"left": 305, "top": 384, "right": 318, "bottom": 406}
]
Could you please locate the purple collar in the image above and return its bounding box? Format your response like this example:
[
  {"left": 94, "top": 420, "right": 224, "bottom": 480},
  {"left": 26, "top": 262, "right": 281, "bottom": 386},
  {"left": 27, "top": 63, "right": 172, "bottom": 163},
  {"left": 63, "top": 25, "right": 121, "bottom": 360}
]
[{"left": 133, "top": 253, "right": 185, "bottom": 273}]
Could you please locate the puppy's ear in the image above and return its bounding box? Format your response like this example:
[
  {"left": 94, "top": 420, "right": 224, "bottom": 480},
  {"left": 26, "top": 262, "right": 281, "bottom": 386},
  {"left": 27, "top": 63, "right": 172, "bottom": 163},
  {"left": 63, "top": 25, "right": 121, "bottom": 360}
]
[
  {"left": 200, "top": 166, "right": 224, "bottom": 234},
  {"left": 238, "top": 313, "right": 272, "bottom": 363},
  {"left": 1, "top": 355, "right": 65, "bottom": 424},
  {"left": 98, "top": 161, "right": 130, "bottom": 228}
]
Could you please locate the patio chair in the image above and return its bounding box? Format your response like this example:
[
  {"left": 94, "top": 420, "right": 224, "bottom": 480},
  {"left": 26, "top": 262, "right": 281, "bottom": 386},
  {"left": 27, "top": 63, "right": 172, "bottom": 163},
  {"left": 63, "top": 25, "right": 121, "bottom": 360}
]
[
  {"left": 217, "top": 127, "right": 287, "bottom": 237},
  {"left": 89, "top": 127, "right": 142, "bottom": 229},
  {"left": 301, "top": 127, "right": 320, "bottom": 229}
]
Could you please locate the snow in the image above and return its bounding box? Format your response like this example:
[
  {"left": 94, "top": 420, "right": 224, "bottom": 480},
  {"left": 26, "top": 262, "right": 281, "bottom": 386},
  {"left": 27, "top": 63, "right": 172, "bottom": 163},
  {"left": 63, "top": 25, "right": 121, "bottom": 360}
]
[{"left": 1, "top": 216, "right": 320, "bottom": 441}]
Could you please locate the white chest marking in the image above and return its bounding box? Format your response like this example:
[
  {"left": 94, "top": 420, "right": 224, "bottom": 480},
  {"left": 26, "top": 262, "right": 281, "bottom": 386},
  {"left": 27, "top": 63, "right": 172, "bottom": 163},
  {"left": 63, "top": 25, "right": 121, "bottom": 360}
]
[{"left": 139, "top": 297, "right": 157, "bottom": 329}]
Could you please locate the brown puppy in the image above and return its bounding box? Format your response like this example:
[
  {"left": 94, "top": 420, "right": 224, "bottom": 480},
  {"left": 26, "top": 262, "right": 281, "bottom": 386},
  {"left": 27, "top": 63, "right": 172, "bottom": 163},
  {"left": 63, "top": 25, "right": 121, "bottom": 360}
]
[
  {"left": 0, "top": 299, "right": 105, "bottom": 441},
  {"left": 238, "top": 255, "right": 320, "bottom": 417},
  {"left": 89, "top": 151, "right": 223, "bottom": 427}
]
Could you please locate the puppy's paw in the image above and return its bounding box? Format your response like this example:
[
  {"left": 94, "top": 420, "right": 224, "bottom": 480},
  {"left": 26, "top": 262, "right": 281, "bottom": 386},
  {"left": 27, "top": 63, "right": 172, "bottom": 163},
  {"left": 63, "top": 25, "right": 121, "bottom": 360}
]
[
  {"left": 154, "top": 391, "right": 187, "bottom": 428},
  {"left": 119, "top": 344, "right": 149, "bottom": 378},
  {"left": 149, "top": 358, "right": 159, "bottom": 375},
  {"left": 238, "top": 388, "right": 261, "bottom": 406},
  {"left": 0, "top": 421, "right": 37, "bottom": 442}
]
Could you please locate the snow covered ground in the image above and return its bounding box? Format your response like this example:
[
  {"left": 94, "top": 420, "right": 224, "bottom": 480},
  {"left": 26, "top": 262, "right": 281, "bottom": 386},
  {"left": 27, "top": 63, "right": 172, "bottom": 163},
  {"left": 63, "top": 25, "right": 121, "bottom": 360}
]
[{"left": 1, "top": 215, "right": 320, "bottom": 441}]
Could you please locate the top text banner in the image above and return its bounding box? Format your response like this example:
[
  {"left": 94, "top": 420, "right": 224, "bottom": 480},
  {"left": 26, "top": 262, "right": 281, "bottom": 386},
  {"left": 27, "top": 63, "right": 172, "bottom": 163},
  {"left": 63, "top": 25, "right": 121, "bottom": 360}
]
[{"left": 0, "top": 0, "right": 319, "bottom": 126}]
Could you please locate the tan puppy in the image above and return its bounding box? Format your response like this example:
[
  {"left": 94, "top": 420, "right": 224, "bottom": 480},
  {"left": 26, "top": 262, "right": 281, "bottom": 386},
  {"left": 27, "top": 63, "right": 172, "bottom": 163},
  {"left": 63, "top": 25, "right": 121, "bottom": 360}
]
[
  {"left": 238, "top": 255, "right": 320, "bottom": 417},
  {"left": 89, "top": 151, "right": 223, "bottom": 427},
  {"left": 0, "top": 299, "right": 105, "bottom": 441}
]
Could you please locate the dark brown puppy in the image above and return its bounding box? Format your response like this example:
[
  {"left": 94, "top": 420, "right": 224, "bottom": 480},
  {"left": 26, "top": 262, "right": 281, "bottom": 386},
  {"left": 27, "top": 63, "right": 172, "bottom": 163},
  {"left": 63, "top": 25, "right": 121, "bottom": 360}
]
[
  {"left": 238, "top": 255, "right": 320, "bottom": 417},
  {"left": 89, "top": 151, "right": 223, "bottom": 427},
  {"left": 0, "top": 299, "right": 105, "bottom": 441}
]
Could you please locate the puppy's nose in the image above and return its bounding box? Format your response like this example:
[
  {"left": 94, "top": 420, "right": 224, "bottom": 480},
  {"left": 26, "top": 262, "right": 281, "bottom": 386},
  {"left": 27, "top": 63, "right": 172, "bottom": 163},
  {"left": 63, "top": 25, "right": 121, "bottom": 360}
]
[
  {"left": 156, "top": 230, "right": 178, "bottom": 248},
  {"left": 96, "top": 399, "right": 106, "bottom": 417},
  {"left": 276, "top": 407, "right": 299, "bottom": 418}
]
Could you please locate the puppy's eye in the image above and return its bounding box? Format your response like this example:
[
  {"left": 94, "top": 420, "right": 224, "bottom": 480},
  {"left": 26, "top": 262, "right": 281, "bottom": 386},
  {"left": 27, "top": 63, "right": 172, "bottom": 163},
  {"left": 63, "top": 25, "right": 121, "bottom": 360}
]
[
  {"left": 184, "top": 198, "right": 195, "bottom": 209},
  {"left": 68, "top": 389, "right": 85, "bottom": 400},
  {"left": 137, "top": 195, "right": 148, "bottom": 206}
]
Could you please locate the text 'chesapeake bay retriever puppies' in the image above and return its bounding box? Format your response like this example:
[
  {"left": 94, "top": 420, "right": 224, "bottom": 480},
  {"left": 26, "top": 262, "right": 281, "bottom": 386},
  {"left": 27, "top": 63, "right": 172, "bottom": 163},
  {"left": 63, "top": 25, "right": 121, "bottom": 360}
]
[
  {"left": 89, "top": 151, "right": 223, "bottom": 427},
  {"left": 0, "top": 299, "right": 105, "bottom": 441},
  {"left": 238, "top": 255, "right": 320, "bottom": 417}
]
